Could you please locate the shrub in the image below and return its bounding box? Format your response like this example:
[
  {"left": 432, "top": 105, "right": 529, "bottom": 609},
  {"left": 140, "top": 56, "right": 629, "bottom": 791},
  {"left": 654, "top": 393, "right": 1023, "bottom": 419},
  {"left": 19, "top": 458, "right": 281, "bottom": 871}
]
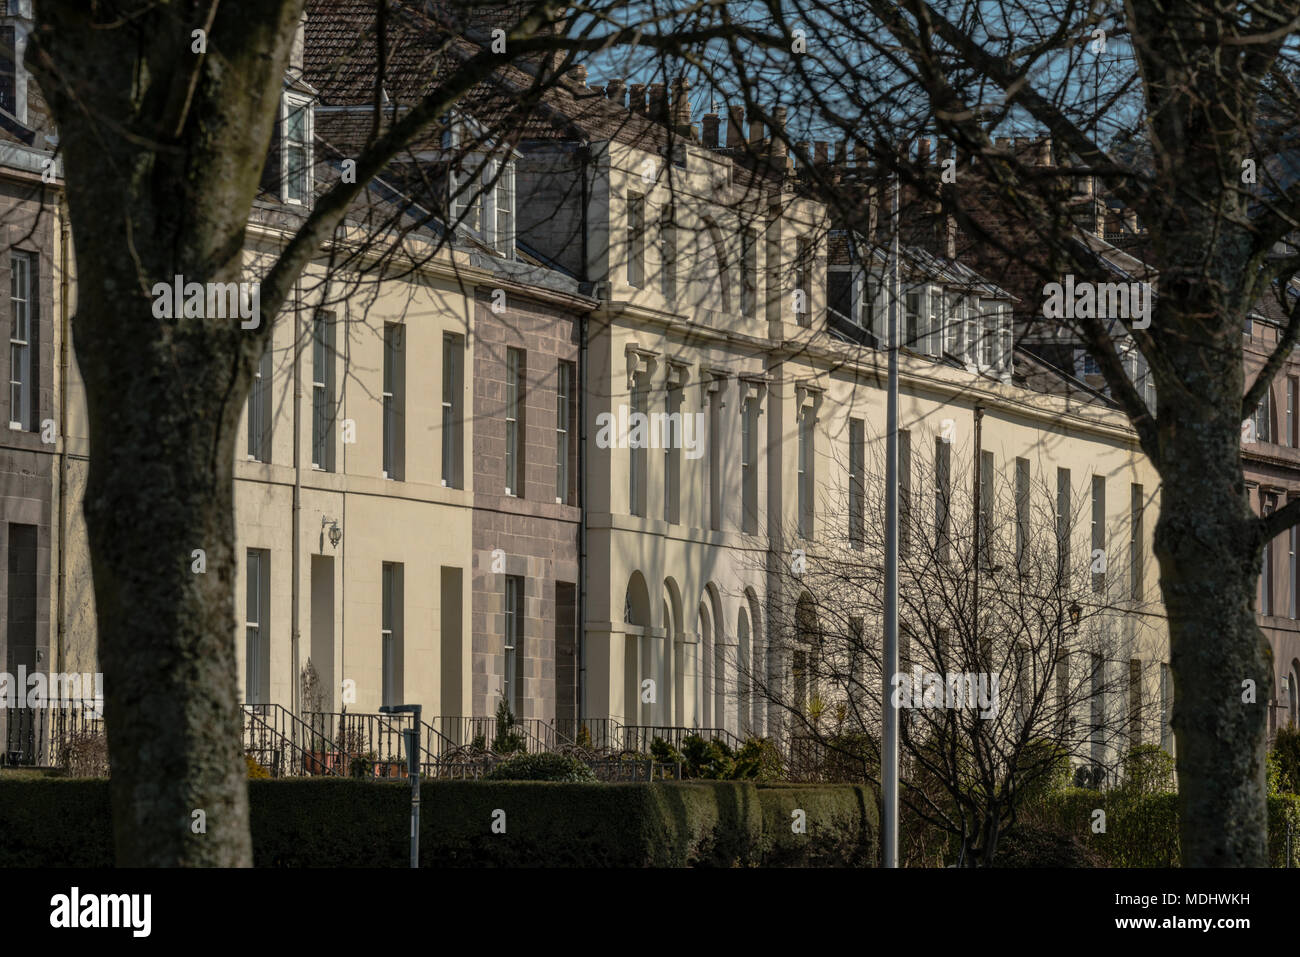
[
  {"left": 485, "top": 752, "right": 597, "bottom": 783},
  {"left": 60, "top": 731, "right": 109, "bottom": 778},
  {"left": 1011, "top": 738, "right": 1072, "bottom": 810},
  {"left": 349, "top": 752, "right": 377, "bottom": 779},
  {"left": 1120, "top": 744, "right": 1176, "bottom": 796},
  {"left": 680, "top": 735, "right": 735, "bottom": 779},
  {"left": 650, "top": 736, "right": 683, "bottom": 766},
  {"left": 0, "top": 777, "right": 879, "bottom": 867},
  {"left": 732, "top": 737, "right": 784, "bottom": 781},
  {"left": 992, "top": 821, "right": 1107, "bottom": 868},
  {"left": 1270, "top": 793, "right": 1300, "bottom": 867},
  {"left": 491, "top": 701, "right": 526, "bottom": 755},
  {"left": 756, "top": 783, "right": 877, "bottom": 866},
  {"left": 245, "top": 755, "right": 271, "bottom": 779},
  {"left": 1271, "top": 726, "right": 1300, "bottom": 795}
]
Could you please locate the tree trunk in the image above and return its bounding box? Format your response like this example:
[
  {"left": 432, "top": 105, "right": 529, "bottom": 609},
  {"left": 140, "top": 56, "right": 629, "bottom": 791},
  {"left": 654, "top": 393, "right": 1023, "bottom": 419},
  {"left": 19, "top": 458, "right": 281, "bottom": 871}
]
[
  {"left": 81, "top": 325, "right": 252, "bottom": 866},
  {"left": 28, "top": 0, "right": 306, "bottom": 865},
  {"left": 1154, "top": 361, "right": 1271, "bottom": 867}
]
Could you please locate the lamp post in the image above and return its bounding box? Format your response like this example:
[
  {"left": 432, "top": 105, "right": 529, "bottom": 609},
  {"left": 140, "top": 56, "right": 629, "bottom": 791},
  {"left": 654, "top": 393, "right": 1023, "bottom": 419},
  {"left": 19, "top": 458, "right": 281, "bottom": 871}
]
[
  {"left": 882, "top": 172, "right": 900, "bottom": 869},
  {"left": 379, "top": 703, "right": 421, "bottom": 868}
]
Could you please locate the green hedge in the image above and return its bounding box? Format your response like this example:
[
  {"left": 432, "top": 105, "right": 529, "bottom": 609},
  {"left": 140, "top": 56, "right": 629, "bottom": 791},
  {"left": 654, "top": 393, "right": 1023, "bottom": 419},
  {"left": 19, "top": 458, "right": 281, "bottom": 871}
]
[
  {"left": 0, "top": 776, "right": 876, "bottom": 867},
  {"left": 756, "top": 784, "right": 876, "bottom": 867},
  {"left": 1026, "top": 788, "right": 1300, "bottom": 867}
]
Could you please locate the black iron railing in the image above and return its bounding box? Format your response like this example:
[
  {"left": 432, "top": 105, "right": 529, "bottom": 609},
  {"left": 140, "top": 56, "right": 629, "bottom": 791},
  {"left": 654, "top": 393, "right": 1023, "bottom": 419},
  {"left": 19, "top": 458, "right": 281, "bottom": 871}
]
[
  {"left": 1, "top": 702, "right": 105, "bottom": 768},
  {"left": 550, "top": 717, "right": 626, "bottom": 752},
  {"left": 621, "top": 725, "right": 746, "bottom": 754},
  {"left": 242, "top": 703, "right": 343, "bottom": 777},
  {"left": 430, "top": 715, "right": 559, "bottom": 755},
  {"left": 303, "top": 710, "right": 454, "bottom": 770}
]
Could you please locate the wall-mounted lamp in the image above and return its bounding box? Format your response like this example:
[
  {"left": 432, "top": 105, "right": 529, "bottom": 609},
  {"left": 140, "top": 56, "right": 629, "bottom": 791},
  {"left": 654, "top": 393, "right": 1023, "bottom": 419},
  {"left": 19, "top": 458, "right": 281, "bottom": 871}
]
[
  {"left": 323, "top": 516, "right": 342, "bottom": 549},
  {"left": 1068, "top": 601, "right": 1082, "bottom": 627}
]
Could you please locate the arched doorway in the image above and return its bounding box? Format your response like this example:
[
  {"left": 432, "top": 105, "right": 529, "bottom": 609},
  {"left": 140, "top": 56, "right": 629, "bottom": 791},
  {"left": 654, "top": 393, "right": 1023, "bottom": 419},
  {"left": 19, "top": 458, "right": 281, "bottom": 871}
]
[{"left": 624, "top": 572, "right": 651, "bottom": 726}]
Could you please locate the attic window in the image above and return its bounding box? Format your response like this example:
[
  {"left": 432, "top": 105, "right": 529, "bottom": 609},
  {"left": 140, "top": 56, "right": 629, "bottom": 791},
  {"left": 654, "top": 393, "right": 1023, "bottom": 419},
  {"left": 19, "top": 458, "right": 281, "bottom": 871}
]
[
  {"left": 281, "top": 92, "right": 314, "bottom": 205},
  {"left": 0, "top": 11, "right": 29, "bottom": 124},
  {"left": 449, "top": 156, "right": 516, "bottom": 259},
  {"left": 0, "top": 24, "right": 14, "bottom": 116}
]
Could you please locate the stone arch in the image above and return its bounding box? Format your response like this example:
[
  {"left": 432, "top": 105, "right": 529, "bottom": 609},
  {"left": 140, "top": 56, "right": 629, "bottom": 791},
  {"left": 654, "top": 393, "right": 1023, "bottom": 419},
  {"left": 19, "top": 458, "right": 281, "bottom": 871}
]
[
  {"left": 794, "top": 591, "right": 819, "bottom": 717},
  {"left": 1290, "top": 660, "right": 1300, "bottom": 728},
  {"left": 736, "top": 604, "right": 751, "bottom": 736},
  {"left": 744, "top": 587, "right": 765, "bottom": 736},
  {"left": 698, "top": 600, "right": 713, "bottom": 728},
  {"left": 623, "top": 571, "right": 651, "bottom": 726},
  {"left": 663, "top": 577, "right": 685, "bottom": 726},
  {"left": 625, "top": 571, "right": 650, "bottom": 626}
]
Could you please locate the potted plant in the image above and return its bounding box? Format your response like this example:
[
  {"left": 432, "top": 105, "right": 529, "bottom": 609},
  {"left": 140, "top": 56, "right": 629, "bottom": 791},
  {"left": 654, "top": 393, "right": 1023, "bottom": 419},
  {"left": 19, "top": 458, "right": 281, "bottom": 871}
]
[{"left": 349, "top": 751, "right": 378, "bottom": 779}]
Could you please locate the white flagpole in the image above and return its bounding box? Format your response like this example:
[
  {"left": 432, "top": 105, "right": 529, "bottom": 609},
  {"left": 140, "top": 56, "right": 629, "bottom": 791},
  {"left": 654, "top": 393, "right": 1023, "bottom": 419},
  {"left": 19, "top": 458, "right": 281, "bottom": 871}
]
[{"left": 882, "top": 172, "right": 900, "bottom": 868}]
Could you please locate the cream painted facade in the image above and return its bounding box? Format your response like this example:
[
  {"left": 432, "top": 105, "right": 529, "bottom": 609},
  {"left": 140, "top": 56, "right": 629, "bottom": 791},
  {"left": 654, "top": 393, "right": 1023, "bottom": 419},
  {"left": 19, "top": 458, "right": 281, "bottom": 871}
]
[
  {"left": 568, "top": 129, "right": 1170, "bottom": 768},
  {"left": 57, "top": 230, "right": 494, "bottom": 722},
  {"left": 15, "top": 84, "right": 1169, "bottom": 774}
]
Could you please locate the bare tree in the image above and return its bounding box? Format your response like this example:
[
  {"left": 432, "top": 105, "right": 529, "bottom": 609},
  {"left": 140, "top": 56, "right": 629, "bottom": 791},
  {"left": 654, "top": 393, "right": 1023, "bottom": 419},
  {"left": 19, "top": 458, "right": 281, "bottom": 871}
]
[
  {"left": 745, "top": 431, "right": 1162, "bottom": 864},
  {"left": 590, "top": 0, "right": 1298, "bottom": 868},
  {"left": 21, "top": 0, "right": 768, "bottom": 866}
]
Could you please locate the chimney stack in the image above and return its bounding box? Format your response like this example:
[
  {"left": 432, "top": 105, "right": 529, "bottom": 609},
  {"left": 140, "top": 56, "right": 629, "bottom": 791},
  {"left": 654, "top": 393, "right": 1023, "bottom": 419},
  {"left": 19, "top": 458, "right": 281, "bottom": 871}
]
[
  {"left": 1037, "top": 137, "right": 1053, "bottom": 166},
  {"left": 748, "top": 109, "right": 765, "bottom": 147},
  {"left": 289, "top": 12, "right": 307, "bottom": 78},
  {"left": 727, "top": 106, "right": 745, "bottom": 148},
  {"left": 814, "top": 140, "right": 829, "bottom": 166},
  {"left": 572, "top": 64, "right": 587, "bottom": 87},
  {"left": 671, "top": 77, "right": 692, "bottom": 134},
  {"left": 702, "top": 112, "right": 721, "bottom": 148},
  {"left": 629, "top": 83, "right": 647, "bottom": 114},
  {"left": 605, "top": 79, "right": 626, "bottom": 106},
  {"left": 770, "top": 106, "right": 788, "bottom": 161},
  {"left": 648, "top": 83, "right": 668, "bottom": 123},
  {"left": 916, "top": 136, "right": 930, "bottom": 166}
]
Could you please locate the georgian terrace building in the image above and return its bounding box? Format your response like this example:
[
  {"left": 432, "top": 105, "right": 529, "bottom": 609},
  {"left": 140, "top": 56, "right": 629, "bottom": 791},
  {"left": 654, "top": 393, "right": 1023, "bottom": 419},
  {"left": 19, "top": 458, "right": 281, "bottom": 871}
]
[{"left": 3, "top": 1, "right": 1172, "bottom": 774}]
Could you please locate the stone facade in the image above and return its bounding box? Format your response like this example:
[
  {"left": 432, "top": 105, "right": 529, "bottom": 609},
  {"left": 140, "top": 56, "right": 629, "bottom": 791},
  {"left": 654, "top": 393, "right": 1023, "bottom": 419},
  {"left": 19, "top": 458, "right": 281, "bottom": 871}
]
[{"left": 470, "top": 287, "right": 582, "bottom": 722}]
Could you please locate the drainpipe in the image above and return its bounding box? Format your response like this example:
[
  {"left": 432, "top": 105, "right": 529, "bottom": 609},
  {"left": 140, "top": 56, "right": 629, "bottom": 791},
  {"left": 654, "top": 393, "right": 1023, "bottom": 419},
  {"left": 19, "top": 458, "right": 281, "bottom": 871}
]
[
  {"left": 577, "top": 137, "right": 590, "bottom": 729},
  {"left": 972, "top": 404, "right": 985, "bottom": 662},
  {"left": 291, "top": 277, "right": 303, "bottom": 716},
  {"left": 56, "top": 202, "right": 69, "bottom": 676}
]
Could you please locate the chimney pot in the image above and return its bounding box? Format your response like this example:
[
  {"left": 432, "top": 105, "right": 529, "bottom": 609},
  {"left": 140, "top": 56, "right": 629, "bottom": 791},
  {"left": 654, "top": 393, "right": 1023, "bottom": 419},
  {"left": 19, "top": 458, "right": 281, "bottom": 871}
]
[
  {"left": 771, "top": 107, "right": 788, "bottom": 160},
  {"left": 727, "top": 106, "right": 745, "bottom": 148},
  {"left": 671, "top": 76, "right": 692, "bottom": 132},
  {"left": 748, "top": 109, "right": 765, "bottom": 146},
  {"left": 916, "top": 137, "right": 930, "bottom": 165},
  {"left": 605, "top": 79, "right": 626, "bottom": 105},
  {"left": 814, "top": 141, "right": 829, "bottom": 166},
  {"left": 289, "top": 12, "right": 307, "bottom": 77},
  {"left": 572, "top": 64, "right": 587, "bottom": 86},
  {"left": 702, "top": 113, "right": 721, "bottom": 149},
  {"left": 629, "top": 83, "right": 647, "bottom": 114},
  {"left": 1038, "top": 137, "right": 1053, "bottom": 166},
  {"left": 648, "top": 83, "right": 666, "bottom": 122}
]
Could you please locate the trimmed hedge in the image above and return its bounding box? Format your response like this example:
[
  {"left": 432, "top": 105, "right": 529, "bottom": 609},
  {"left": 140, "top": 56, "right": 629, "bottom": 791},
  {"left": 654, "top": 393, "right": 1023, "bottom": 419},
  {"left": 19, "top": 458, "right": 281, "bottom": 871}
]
[
  {"left": 1025, "top": 788, "right": 1300, "bottom": 867},
  {"left": 0, "top": 776, "right": 876, "bottom": 867},
  {"left": 756, "top": 783, "right": 876, "bottom": 866}
]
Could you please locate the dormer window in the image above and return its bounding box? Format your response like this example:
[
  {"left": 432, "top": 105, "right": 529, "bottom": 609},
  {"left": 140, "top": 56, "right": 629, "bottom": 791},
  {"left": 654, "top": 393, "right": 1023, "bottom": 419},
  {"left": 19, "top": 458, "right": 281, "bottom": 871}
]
[
  {"left": 281, "top": 91, "right": 313, "bottom": 205},
  {"left": 0, "top": 0, "right": 31, "bottom": 124},
  {"left": 445, "top": 114, "right": 516, "bottom": 259},
  {"left": 493, "top": 161, "right": 514, "bottom": 257},
  {"left": 448, "top": 156, "right": 516, "bottom": 259}
]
